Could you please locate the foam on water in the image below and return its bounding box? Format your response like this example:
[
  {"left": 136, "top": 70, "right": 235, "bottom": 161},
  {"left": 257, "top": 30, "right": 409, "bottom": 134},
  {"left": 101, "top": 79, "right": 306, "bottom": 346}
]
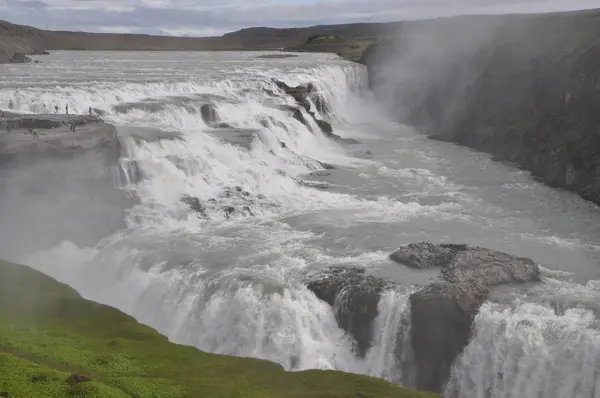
[{"left": 446, "top": 270, "right": 600, "bottom": 398}]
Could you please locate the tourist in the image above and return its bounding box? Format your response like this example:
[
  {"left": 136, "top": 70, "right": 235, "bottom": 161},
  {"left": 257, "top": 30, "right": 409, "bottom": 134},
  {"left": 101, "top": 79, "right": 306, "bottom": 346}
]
[
  {"left": 65, "top": 104, "right": 69, "bottom": 115},
  {"left": 54, "top": 105, "right": 59, "bottom": 114},
  {"left": 89, "top": 107, "right": 92, "bottom": 116},
  {"left": 8, "top": 99, "right": 13, "bottom": 109},
  {"left": 33, "top": 129, "right": 39, "bottom": 139}
]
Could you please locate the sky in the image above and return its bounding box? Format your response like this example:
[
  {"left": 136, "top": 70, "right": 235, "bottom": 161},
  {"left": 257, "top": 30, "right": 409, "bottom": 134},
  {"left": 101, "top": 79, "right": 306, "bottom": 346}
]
[{"left": 1, "top": 0, "right": 599, "bottom": 37}]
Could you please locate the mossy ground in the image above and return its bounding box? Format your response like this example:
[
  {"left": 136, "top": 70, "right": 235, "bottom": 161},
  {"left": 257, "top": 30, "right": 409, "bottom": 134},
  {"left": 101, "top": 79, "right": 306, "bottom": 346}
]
[{"left": 0, "top": 259, "right": 438, "bottom": 398}]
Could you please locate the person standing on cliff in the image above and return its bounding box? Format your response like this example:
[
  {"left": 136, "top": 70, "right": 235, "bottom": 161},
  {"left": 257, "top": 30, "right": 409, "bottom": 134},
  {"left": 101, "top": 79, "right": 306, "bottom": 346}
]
[
  {"left": 65, "top": 104, "right": 69, "bottom": 115},
  {"left": 54, "top": 105, "right": 59, "bottom": 114}
]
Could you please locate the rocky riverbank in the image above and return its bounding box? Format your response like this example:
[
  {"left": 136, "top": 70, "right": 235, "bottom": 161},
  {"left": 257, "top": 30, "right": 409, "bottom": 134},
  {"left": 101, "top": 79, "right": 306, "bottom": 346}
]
[
  {"left": 0, "top": 258, "right": 438, "bottom": 398},
  {"left": 362, "top": 8, "right": 600, "bottom": 205}
]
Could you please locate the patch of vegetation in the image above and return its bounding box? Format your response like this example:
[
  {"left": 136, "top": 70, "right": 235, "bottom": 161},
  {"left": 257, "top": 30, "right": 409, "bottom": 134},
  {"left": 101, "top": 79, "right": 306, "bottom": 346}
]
[{"left": 0, "top": 259, "right": 439, "bottom": 398}]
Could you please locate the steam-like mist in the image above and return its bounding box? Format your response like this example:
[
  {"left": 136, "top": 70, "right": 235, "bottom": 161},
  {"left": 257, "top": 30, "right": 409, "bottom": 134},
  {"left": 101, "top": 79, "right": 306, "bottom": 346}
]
[{"left": 0, "top": 148, "right": 131, "bottom": 261}]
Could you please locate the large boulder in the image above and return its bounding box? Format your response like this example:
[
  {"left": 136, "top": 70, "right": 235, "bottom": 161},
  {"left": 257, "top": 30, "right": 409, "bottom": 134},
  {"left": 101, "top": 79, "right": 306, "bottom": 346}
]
[
  {"left": 390, "top": 242, "right": 540, "bottom": 285},
  {"left": 200, "top": 104, "right": 219, "bottom": 125},
  {"left": 390, "top": 243, "right": 541, "bottom": 393},
  {"left": 409, "top": 281, "right": 489, "bottom": 393},
  {"left": 306, "top": 267, "right": 392, "bottom": 357}
]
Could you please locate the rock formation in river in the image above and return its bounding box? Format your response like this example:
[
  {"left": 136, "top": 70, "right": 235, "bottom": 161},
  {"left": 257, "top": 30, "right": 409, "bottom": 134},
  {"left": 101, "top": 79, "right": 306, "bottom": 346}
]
[
  {"left": 307, "top": 243, "right": 540, "bottom": 394},
  {"left": 362, "top": 9, "right": 600, "bottom": 206},
  {"left": 307, "top": 267, "right": 393, "bottom": 357},
  {"left": 390, "top": 243, "right": 541, "bottom": 393}
]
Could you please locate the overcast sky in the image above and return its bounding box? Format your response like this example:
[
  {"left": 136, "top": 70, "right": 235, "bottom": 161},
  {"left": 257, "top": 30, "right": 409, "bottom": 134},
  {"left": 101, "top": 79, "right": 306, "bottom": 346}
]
[{"left": 1, "top": 0, "right": 599, "bottom": 36}]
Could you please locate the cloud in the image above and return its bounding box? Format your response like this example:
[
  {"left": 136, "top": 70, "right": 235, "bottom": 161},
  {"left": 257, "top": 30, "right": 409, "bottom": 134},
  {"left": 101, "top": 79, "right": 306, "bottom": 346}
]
[{"left": 0, "top": 0, "right": 598, "bottom": 36}]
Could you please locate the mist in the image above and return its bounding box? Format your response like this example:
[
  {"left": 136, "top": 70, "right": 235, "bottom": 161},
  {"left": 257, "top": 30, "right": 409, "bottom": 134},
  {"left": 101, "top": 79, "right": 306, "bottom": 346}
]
[{"left": 0, "top": 147, "right": 132, "bottom": 262}]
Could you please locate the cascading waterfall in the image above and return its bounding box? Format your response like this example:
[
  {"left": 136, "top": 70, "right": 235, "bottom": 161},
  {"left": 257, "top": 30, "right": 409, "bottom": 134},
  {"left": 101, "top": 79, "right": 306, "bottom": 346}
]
[
  {"left": 3, "top": 52, "right": 600, "bottom": 397},
  {"left": 13, "top": 55, "right": 418, "bottom": 381}
]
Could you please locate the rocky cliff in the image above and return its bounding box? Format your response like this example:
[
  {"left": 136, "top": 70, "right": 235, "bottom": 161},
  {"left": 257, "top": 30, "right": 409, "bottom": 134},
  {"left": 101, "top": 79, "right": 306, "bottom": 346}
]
[{"left": 362, "top": 9, "right": 600, "bottom": 205}]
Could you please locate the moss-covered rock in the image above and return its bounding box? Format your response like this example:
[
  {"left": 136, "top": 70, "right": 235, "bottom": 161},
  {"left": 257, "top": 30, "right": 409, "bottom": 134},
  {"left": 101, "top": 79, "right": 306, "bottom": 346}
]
[{"left": 0, "top": 259, "right": 438, "bottom": 398}]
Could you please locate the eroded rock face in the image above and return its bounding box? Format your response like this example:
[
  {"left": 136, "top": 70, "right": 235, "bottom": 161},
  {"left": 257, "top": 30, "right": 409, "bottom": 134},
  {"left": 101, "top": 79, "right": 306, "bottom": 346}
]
[
  {"left": 200, "top": 104, "right": 219, "bottom": 125},
  {"left": 272, "top": 80, "right": 356, "bottom": 143},
  {"left": 409, "top": 281, "right": 489, "bottom": 393},
  {"left": 306, "top": 267, "right": 392, "bottom": 357},
  {"left": 390, "top": 242, "right": 541, "bottom": 393}
]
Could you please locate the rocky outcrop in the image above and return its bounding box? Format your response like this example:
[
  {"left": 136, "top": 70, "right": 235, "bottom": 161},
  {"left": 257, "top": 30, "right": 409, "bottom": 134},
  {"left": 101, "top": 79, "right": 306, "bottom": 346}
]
[
  {"left": 363, "top": 9, "right": 600, "bottom": 205},
  {"left": 390, "top": 243, "right": 540, "bottom": 393},
  {"left": 306, "top": 267, "right": 393, "bottom": 357},
  {"left": 274, "top": 80, "right": 358, "bottom": 144},
  {"left": 0, "top": 113, "right": 117, "bottom": 156}
]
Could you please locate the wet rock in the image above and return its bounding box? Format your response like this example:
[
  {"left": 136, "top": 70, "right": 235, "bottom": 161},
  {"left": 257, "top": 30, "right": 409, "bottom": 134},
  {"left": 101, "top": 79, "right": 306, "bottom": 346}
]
[
  {"left": 66, "top": 374, "right": 92, "bottom": 386},
  {"left": 390, "top": 243, "right": 540, "bottom": 285},
  {"left": 90, "top": 107, "right": 105, "bottom": 117},
  {"left": 314, "top": 119, "right": 333, "bottom": 134},
  {"left": 181, "top": 195, "right": 207, "bottom": 217},
  {"left": 306, "top": 267, "right": 393, "bottom": 357},
  {"left": 390, "top": 243, "right": 464, "bottom": 270},
  {"left": 311, "top": 93, "right": 330, "bottom": 115},
  {"left": 262, "top": 88, "right": 276, "bottom": 97},
  {"left": 273, "top": 80, "right": 311, "bottom": 112},
  {"left": 389, "top": 242, "right": 541, "bottom": 393},
  {"left": 212, "top": 122, "right": 232, "bottom": 128},
  {"left": 223, "top": 206, "right": 235, "bottom": 219},
  {"left": 200, "top": 104, "right": 219, "bottom": 125},
  {"left": 410, "top": 281, "right": 489, "bottom": 393},
  {"left": 316, "top": 161, "right": 335, "bottom": 170}
]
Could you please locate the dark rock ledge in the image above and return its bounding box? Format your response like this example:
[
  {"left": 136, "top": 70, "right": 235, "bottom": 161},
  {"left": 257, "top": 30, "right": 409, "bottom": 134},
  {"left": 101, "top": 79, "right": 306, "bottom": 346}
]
[{"left": 273, "top": 80, "right": 359, "bottom": 144}]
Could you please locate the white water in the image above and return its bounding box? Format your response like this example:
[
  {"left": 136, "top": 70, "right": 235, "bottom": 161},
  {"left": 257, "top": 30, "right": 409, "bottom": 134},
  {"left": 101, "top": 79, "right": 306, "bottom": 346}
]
[
  {"left": 446, "top": 269, "right": 600, "bottom": 398},
  {"left": 2, "top": 51, "right": 600, "bottom": 396}
]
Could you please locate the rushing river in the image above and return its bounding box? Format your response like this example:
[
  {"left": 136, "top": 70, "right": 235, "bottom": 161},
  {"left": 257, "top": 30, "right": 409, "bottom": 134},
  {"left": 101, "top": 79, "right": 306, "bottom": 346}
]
[{"left": 1, "top": 51, "right": 599, "bottom": 397}]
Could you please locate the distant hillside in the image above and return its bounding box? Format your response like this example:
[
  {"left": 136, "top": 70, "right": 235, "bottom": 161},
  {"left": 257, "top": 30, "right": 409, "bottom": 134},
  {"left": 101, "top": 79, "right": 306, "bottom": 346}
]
[
  {"left": 0, "top": 19, "right": 402, "bottom": 63},
  {"left": 0, "top": 20, "right": 46, "bottom": 63}
]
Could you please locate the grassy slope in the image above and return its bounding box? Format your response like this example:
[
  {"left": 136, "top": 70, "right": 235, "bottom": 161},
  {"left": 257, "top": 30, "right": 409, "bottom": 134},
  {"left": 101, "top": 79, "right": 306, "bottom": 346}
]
[{"left": 0, "top": 259, "right": 438, "bottom": 398}]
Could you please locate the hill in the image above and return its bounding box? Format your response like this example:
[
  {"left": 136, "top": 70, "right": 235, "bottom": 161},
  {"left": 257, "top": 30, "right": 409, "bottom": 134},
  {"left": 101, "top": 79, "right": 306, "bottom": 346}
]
[{"left": 0, "top": 19, "right": 400, "bottom": 63}]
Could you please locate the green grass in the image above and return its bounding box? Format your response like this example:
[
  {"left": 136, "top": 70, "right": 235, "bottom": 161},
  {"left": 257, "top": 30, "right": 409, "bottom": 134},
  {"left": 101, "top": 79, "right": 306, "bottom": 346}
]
[{"left": 0, "top": 259, "right": 438, "bottom": 398}]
